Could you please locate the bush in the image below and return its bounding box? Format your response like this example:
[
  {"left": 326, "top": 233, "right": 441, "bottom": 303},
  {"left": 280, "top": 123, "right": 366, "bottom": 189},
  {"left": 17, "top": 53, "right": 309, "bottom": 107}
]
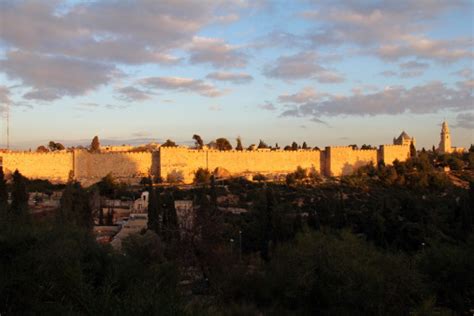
[
  {"left": 253, "top": 173, "right": 267, "bottom": 182},
  {"left": 194, "top": 168, "right": 211, "bottom": 184}
]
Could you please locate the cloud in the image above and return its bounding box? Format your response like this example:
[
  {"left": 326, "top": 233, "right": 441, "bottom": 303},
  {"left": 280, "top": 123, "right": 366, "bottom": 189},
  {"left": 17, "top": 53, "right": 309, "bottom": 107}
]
[
  {"left": 280, "top": 80, "right": 473, "bottom": 121},
  {"left": 453, "top": 112, "right": 474, "bottom": 129},
  {"left": 278, "top": 87, "right": 321, "bottom": 103},
  {"left": 258, "top": 102, "right": 276, "bottom": 111},
  {"left": 116, "top": 86, "right": 152, "bottom": 102},
  {"left": 453, "top": 68, "right": 473, "bottom": 79},
  {"left": 399, "top": 60, "right": 429, "bottom": 70},
  {"left": 140, "top": 77, "right": 224, "bottom": 97},
  {"left": 188, "top": 36, "right": 248, "bottom": 68},
  {"left": 299, "top": 1, "right": 472, "bottom": 63},
  {"left": 0, "top": 0, "right": 234, "bottom": 64},
  {"left": 380, "top": 70, "right": 397, "bottom": 77},
  {"left": 206, "top": 71, "right": 253, "bottom": 84},
  {"left": 263, "top": 52, "right": 344, "bottom": 83},
  {"left": 378, "top": 36, "right": 473, "bottom": 62},
  {"left": 1, "top": 50, "right": 116, "bottom": 100},
  {"left": 399, "top": 70, "right": 424, "bottom": 78}
]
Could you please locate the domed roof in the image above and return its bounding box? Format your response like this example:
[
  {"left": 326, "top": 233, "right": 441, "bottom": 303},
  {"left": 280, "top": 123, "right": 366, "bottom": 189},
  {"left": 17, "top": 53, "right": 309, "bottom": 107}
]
[{"left": 396, "top": 131, "right": 411, "bottom": 141}]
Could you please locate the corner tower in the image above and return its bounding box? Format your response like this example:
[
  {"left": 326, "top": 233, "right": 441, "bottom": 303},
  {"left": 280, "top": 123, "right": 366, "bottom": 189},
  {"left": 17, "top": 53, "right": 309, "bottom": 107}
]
[{"left": 438, "top": 121, "right": 452, "bottom": 154}]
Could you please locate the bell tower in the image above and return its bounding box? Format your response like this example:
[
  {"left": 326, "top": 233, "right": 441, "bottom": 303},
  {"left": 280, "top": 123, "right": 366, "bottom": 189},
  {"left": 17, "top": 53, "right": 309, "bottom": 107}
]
[{"left": 438, "top": 121, "right": 452, "bottom": 154}]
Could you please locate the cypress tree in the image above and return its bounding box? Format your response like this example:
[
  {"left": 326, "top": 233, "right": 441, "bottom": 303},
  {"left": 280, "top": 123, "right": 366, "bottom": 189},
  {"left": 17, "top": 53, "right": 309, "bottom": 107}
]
[
  {"left": 236, "top": 137, "right": 243, "bottom": 151},
  {"left": 58, "top": 181, "right": 93, "bottom": 229},
  {"left": 410, "top": 141, "right": 417, "bottom": 158},
  {"left": 11, "top": 170, "right": 28, "bottom": 216},
  {"left": 0, "top": 167, "right": 8, "bottom": 217},
  {"left": 147, "top": 187, "right": 161, "bottom": 234}
]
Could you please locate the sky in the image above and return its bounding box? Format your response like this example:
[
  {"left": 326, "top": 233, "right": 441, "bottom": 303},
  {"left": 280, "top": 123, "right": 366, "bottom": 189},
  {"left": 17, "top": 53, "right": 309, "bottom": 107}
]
[{"left": 0, "top": 0, "right": 473, "bottom": 150}]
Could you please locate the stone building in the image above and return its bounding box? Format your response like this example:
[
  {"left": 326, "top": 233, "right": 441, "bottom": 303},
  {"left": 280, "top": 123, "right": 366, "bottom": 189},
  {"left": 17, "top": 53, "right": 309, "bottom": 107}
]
[{"left": 393, "top": 131, "right": 415, "bottom": 146}]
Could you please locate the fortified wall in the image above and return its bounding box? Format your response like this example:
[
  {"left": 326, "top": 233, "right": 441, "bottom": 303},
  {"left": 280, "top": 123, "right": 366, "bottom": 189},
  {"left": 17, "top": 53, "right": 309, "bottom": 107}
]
[
  {"left": 158, "top": 147, "right": 323, "bottom": 183},
  {"left": 0, "top": 144, "right": 411, "bottom": 185},
  {"left": 1, "top": 151, "right": 74, "bottom": 182}
]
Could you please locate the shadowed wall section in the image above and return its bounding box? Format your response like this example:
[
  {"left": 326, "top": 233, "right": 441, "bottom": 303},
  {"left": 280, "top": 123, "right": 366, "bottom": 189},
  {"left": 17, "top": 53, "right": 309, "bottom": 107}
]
[{"left": 74, "top": 150, "right": 152, "bottom": 185}]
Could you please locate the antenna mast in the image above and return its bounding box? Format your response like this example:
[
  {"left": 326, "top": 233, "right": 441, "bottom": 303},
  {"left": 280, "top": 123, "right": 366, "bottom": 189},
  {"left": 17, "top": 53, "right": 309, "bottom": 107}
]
[{"left": 6, "top": 101, "right": 9, "bottom": 150}]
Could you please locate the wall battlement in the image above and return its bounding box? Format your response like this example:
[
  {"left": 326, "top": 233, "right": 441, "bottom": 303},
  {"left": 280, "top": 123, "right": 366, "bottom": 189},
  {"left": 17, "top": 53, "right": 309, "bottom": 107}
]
[{"left": 0, "top": 144, "right": 411, "bottom": 185}]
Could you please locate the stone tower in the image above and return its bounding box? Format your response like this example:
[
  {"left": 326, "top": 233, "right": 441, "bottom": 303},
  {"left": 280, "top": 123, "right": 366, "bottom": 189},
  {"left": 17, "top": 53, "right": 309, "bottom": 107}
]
[{"left": 438, "top": 121, "right": 452, "bottom": 154}]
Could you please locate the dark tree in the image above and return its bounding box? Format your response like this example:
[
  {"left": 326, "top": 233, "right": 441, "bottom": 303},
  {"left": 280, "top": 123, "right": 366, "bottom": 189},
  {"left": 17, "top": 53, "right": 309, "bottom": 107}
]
[
  {"left": 193, "top": 134, "right": 204, "bottom": 149},
  {"left": 236, "top": 137, "right": 243, "bottom": 151},
  {"left": 215, "top": 138, "right": 232, "bottom": 151},
  {"left": 11, "top": 170, "right": 28, "bottom": 216},
  {"left": 291, "top": 142, "right": 298, "bottom": 151},
  {"left": 90, "top": 136, "right": 100, "bottom": 153},
  {"left": 162, "top": 139, "right": 177, "bottom": 147},
  {"left": 257, "top": 140, "right": 268, "bottom": 149},
  {"left": 284, "top": 145, "right": 292, "bottom": 151},
  {"left": 57, "top": 181, "right": 93, "bottom": 229},
  {"left": 410, "top": 141, "right": 417, "bottom": 158},
  {"left": 147, "top": 187, "right": 161, "bottom": 234},
  {"left": 349, "top": 144, "right": 358, "bottom": 150},
  {"left": 48, "top": 141, "right": 65, "bottom": 151},
  {"left": 302, "top": 142, "right": 308, "bottom": 149},
  {"left": 162, "top": 192, "right": 178, "bottom": 242},
  {"left": 98, "top": 207, "right": 104, "bottom": 225},
  {"left": 194, "top": 168, "right": 211, "bottom": 184},
  {"left": 106, "top": 208, "right": 114, "bottom": 226},
  {"left": 36, "top": 145, "right": 49, "bottom": 153},
  {"left": 0, "top": 167, "right": 8, "bottom": 216}
]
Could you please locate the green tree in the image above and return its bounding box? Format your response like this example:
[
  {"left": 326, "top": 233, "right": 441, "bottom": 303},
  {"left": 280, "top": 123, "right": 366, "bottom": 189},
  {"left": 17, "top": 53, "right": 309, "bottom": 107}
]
[
  {"left": 193, "top": 134, "right": 204, "bottom": 149},
  {"left": 48, "top": 141, "right": 65, "bottom": 151},
  {"left": 147, "top": 187, "right": 161, "bottom": 234},
  {"left": 257, "top": 140, "right": 268, "bottom": 149},
  {"left": 215, "top": 138, "right": 232, "bottom": 150},
  {"left": 162, "top": 192, "right": 178, "bottom": 242},
  {"left": 36, "top": 145, "right": 49, "bottom": 152},
  {"left": 90, "top": 135, "right": 100, "bottom": 153},
  {"left": 302, "top": 141, "right": 308, "bottom": 149},
  {"left": 11, "top": 170, "right": 28, "bottom": 216},
  {"left": 0, "top": 167, "right": 8, "bottom": 217},
  {"left": 57, "top": 181, "right": 93, "bottom": 229},
  {"left": 194, "top": 168, "right": 211, "bottom": 184},
  {"left": 162, "top": 139, "right": 177, "bottom": 147},
  {"left": 291, "top": 142, "right": 298, "bottom": 150},
  {"left": 410, "top": 141, "right": 417, "bottom": 158},
  {"left": 236, "top": 137, "right": 243, "bottom": 151}
]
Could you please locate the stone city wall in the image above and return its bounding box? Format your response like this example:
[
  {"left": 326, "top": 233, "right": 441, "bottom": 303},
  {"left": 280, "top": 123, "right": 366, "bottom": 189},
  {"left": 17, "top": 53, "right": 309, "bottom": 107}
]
[
  {"left": 0, "top": 144, "right": 411, "bottom": 185},
  {"left": 74, "top": 150, "right": 154, "bottom": 185},
  {"left": 325, "top": 146, "right": 378, "bottom": 177},
  {"left": 159, "top": 147, "right": 322, "bottom": 183},
  {"left": 379, "top": 145, "right": 411, "bottom": 165},
  {"left": 0, "top": 151, "right": 74, "bottom": 182}
]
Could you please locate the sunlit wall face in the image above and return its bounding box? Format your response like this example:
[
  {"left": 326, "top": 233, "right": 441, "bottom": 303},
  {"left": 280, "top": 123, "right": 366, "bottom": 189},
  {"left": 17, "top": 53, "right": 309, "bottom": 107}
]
[{"left": 0, "top": 1, "right": 472, "bottom": 150}]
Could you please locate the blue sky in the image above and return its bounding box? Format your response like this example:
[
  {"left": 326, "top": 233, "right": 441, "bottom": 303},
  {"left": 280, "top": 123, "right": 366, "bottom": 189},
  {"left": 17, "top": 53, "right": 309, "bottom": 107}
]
[{"left": 0, "top": 0, "right": 472, "bottom": 150}]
